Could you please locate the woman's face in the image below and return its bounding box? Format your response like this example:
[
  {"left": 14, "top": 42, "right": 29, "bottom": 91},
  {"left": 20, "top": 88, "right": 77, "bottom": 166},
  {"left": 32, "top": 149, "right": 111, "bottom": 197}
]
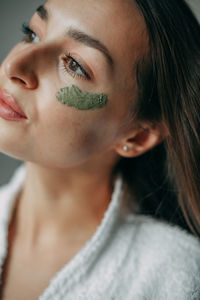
[{"left": 0, "top": 0, "right": 147, "bottom": 168}]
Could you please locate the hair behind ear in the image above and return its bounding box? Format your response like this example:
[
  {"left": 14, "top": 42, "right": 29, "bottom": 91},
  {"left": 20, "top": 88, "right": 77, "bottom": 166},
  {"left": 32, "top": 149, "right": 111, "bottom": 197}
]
[
  {"left": 115, "top": 142, "right": 191, "bottom": 232},
  {"left": 132, "top": 0, "right": 200, "bottom": 236}
]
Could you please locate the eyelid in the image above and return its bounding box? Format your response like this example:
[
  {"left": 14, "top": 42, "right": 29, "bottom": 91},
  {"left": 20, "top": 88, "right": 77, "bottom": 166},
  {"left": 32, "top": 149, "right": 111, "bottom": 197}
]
[
  {"left": 64, "top": 52, "right": 93, "bottom": 79},
  {"left": 30, "top": 16, "right": 45, "bottom": 40}
]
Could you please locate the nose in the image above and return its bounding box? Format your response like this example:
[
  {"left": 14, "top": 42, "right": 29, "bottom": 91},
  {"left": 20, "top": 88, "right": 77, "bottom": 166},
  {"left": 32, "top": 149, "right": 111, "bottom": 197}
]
[{"left": 4, "top": 46, "right": 39, "bottom": 89}]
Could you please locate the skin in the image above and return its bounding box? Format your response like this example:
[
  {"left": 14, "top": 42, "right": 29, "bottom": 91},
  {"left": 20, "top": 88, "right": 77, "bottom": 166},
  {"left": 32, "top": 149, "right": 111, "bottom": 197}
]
[
  {"left": 0, "top": 0, "right": 163, "bottom": 298},
  {"left": 56, "top": 85, "right": 108, "bottom": 110}
]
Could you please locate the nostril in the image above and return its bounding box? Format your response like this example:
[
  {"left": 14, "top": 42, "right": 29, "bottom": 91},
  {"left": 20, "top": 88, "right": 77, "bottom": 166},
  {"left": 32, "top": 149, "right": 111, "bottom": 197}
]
[
  {"left": 7, "top": 69, "right": 38, "bottom": 89},
  {"left": 5, "top": 57, "right": 38, "bottom": 89},
  {"left": 11, "top": 77, "right": 27, "bottom": 86}
]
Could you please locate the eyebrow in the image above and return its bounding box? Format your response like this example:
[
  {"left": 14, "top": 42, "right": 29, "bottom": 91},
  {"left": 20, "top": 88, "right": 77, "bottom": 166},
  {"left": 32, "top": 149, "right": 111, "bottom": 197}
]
[
  {"left": 67, "top": 28, "right": 113, "bottom": 66},
  {"left": 36, "top": 5, "right": 48, "bottom": 22},
  {"left": 36, "top": 5, "right": 113, "bottom": 67}
]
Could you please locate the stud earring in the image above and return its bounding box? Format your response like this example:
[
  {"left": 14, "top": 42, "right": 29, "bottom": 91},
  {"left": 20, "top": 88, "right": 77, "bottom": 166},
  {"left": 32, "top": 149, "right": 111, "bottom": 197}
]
[{"left": 123, "top": 145, "right": 129, "bottom": 152}]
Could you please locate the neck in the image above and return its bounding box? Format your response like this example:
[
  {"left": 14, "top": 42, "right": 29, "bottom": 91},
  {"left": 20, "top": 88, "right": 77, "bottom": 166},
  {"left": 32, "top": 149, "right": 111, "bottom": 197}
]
[{"left": 15, "top": 160, "right": 117, "bottom": 249}]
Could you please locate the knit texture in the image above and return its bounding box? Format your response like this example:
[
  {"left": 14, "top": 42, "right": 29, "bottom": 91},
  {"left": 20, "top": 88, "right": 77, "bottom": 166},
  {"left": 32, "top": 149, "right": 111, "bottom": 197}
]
[{"left": 0, "top": 165, "right": 200, "bottom": 299}]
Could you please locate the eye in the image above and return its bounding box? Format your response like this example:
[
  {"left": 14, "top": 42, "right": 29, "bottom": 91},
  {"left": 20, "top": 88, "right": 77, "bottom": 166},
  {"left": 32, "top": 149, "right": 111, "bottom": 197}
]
[
  {"left": 62, "top": 54, "right": 91, "bottom": 80},
  {"left": 21, "top": 23, "right": 40, "bottom": 44}
]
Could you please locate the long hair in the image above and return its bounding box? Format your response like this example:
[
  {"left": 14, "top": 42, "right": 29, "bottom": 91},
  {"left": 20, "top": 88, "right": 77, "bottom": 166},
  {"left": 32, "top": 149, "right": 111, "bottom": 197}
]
[{"left": 117, "top": 0, "right": 200, "bottom": 236}]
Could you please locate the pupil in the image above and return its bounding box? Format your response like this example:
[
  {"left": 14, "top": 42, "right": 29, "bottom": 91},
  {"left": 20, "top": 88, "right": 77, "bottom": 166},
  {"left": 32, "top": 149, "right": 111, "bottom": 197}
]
[{"left": 71, "top": 60, "right": 78, "bottom": 71}]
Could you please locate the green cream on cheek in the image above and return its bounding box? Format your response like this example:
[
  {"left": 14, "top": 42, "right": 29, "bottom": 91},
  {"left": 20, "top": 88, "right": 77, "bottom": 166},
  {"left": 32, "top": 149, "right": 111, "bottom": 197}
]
[{"left": 56, "top": 85, "right": 108, "bottom": 110}]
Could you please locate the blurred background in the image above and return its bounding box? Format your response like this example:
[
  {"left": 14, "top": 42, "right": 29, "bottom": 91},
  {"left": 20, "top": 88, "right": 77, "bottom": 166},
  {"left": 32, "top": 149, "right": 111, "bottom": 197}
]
[{"left": 0, "top": 0, "right": 200, "bottom": 185}]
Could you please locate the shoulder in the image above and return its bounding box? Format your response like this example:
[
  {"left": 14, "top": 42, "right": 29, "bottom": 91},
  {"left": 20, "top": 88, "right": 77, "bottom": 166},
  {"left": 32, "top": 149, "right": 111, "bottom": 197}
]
[
  {"left": 0, "top": 164, "right": 25, "bottom": 194},
  {"left": 118, "top": 213, "right": 200, "bottom": 299},
  {"left": 122, "top": 213, "right": 200, "bottom": 270},
  {"left": 125, "top": 213, "right": 200, "bottom": 253},
  {"left": 0, "top": 165, "right": 25, "bottom": 221}
]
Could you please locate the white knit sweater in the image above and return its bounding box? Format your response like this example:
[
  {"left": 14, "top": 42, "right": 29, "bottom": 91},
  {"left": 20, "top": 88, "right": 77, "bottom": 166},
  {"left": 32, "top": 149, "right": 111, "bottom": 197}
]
[{"left": 0, "top": 165, "right": 200, "bottom": 299}]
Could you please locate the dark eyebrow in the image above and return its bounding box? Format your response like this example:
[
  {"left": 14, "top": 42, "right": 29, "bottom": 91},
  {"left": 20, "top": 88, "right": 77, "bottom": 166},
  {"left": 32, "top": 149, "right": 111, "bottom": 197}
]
[
  {"left": 67, "top": 28, "right": 113, "bottom": 67},
  {"left": 36, "top": 5, "right": 48, "bottom": 22},
  {"left": 36, "top": 5, "right": 113, "bottom": 67}
]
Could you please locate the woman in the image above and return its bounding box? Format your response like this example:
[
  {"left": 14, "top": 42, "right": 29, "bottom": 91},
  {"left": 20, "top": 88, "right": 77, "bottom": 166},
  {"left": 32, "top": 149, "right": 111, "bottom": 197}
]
[{"left": 0, "top": 0, "right": 199, "bottom": 299}]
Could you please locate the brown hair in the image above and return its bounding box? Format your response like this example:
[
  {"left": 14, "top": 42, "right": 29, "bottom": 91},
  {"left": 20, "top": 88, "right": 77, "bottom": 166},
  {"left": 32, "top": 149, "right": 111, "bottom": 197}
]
[{"left": 117, "top": 0, "right": 200, "bottom": 236}]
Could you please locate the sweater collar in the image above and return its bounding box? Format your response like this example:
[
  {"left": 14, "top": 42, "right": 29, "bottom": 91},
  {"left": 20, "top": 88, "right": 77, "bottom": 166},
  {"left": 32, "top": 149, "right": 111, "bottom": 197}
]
[
  {"left": 0, "top": 165, "right": 124, "bottom": 298},
  {"left": 41, "top": 172, "right": 124, "bottom": 299},
  {"left": 0, "top": 165, "right": 26, "bottom": 280}
]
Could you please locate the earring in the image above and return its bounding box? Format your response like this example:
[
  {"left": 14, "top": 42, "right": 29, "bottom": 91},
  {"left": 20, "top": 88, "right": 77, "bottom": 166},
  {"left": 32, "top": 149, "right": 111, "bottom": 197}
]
[{"left": 123, "top": 145, "right": 129, "bottom": 152}]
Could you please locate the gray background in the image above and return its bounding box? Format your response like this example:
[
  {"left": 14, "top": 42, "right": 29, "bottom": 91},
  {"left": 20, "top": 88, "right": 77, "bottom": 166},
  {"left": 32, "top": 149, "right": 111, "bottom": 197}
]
[{"left": 0, "top": 0, "right": 200, "bottom": 185}]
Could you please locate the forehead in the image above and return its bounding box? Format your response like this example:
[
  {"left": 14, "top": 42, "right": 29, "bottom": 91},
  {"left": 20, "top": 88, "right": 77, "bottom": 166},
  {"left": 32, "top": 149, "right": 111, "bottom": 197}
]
[
  {"left": 47, "top": 0, "right": 142, "bottom": 26},
  {"left": 45, "top": 0, "right": 148, "bottom": 61}
]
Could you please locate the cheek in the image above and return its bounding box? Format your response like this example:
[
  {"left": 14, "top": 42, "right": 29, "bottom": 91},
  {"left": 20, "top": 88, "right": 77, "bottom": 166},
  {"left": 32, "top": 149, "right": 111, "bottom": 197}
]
[
  {"left": 32, "top": 101, "right": 115, "bottom": 167},
  {"left": 33, "top": 83, "right": 131, "bottom": 166}
]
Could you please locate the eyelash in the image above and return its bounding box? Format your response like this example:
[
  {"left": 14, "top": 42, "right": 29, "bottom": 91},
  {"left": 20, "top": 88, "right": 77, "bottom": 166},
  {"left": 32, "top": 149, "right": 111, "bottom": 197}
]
[
  {"left": 21, "top": 23, "right": 37, "bottom": 43},
  {"left": 21, "top": 23, "right": 91, "bottom": 81},
  {"left": 61, "top": 54, "right": 91, "bottom": 80}
]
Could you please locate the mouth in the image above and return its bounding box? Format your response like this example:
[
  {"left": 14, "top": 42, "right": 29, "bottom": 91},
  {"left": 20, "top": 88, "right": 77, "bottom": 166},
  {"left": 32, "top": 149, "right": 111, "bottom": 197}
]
[{"left": 0, "top": 88, "right": 27, "bottom": 122}]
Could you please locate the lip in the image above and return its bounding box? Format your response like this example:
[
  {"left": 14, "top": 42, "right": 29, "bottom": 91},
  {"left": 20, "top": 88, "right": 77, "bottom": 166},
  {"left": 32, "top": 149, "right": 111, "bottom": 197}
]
[{"left": 0, "top": 88, "right": 27, "bottom": 121}]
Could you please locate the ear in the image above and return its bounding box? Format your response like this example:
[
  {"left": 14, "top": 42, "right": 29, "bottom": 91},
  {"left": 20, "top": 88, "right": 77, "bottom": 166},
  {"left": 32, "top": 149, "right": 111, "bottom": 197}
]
[{"left": 114, "top": 123, "right": 167, "bottom": 158}]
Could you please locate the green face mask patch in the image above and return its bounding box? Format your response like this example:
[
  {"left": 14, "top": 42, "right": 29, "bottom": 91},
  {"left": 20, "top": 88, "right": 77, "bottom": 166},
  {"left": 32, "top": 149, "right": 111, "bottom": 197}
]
[{"left": 56, "top": 85, "right": 108, "bottom": 110}]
